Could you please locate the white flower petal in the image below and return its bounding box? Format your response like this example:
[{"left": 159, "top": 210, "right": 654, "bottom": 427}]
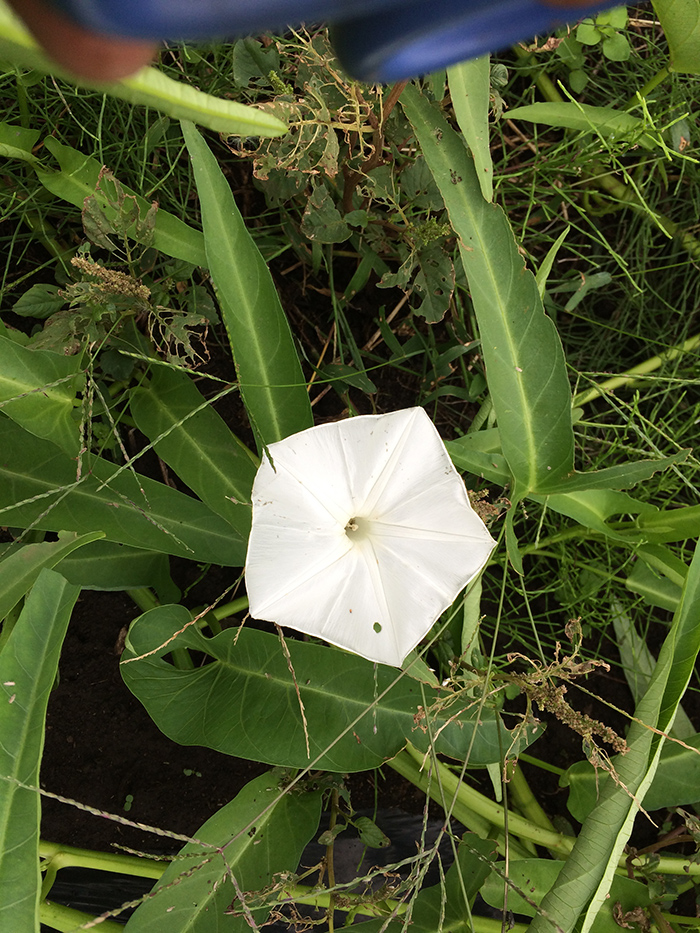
[{"left": 245, "top": 408, "right": 497, "bottom": 667}]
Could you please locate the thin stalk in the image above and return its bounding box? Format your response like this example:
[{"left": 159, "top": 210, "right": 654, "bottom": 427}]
[
  {"left": 573, "top": 332, "right": 700, "bottom": 407},
  {"left": 518, "top": 752, "right": 564, "bottom": 776},
  {"left": 326, "top": 787, "right": 339, "bottom": 933},
  {"left": 519, "top": 527, "right": 602, "bottom": 555},
  {"left": 40, "top": 838, "right": 164, "bottom": 905},
  {"left": 512, "top": 47, "right": 562, "bottom": 104},
  {"left": 15, "top": 72, "right": 29, "bottom": 127}
]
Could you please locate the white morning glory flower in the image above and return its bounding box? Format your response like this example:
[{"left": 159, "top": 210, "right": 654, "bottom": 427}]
[{"left": 245, "top": 408, "right": 496, "bottom": 667}]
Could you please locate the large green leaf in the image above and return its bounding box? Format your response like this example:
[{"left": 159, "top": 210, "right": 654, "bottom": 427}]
[
  {"left": 610, "top": 598, "right": 694, "bottom": 738},
  {"left": 124, "top": 771, "right": 321, "bottom": 932},
  {"left": 402, "top": 85, "right": 574, "bottom": 497},
  {"left": 115, "top": 68, "right": 286, "bottom": 138},
  {"left": 446, "top": 430, "right": 510, "bottom": 485},
  {"left": 529, "top": 535, "right": 700, "bottom": 933},
  {"left": 0, "top": 335, "right": 83, "bottom": 456},
  {"left": 562, "top": 732, "right": 700, "bottom": 824},
  {"left": 0, "top": 531, "right": 102, "bottom": 624},
  {"left": 0, "top": 417, "right": 246, "bottom": 566},
  {"left": 447, "top": 431, "right": 688, "bottom": 500},
  {"left": 483, "top": 859, "right": 650, "bottom": 933},
  {"left": 0, "top": 568, "right": 80, "bottom": 933},
  {"left": 448, "top": 57, "right": 493, "bottom": 201},
  {"left": 121, "top": 605, "right": 516, "bottom": 772},
  {"left": 540, "top": 450, "right": 689, "bottom": 494},
  {"left": 626, "top": 558, "right": 682, "bottom": 611},
  {"left": 448, "top": 432, "right": 690, "bottom": 549},
  {"left": 626, "top": 544, "right": 687, "bottom": 612},
  {"left": 536, "top": 489, "right": 658, "bottom": 540},
  {"left": 35, "top": 138, "right": 207, "bottom": 268},
  {"left": 616, "top": 503, "right": 700, "bottom": 544},
  {"left": 0, "top": 0, "right": 287, "bottom": 137},
  {"left": 0, "top": 121, "right": 41, "bottom": 164},
  {"left": 181, "top": 121, "right": 313, "bottom": 447},
  {"left": 653, "top": 0, "right": 700, "bottom": 73},
  {"left": 130, "top": 365, "right": 257, "bottom": 539},
  {"left": 507, "top": 103, "right": 658, "bottom": 149},
  {"left": 57, "top": 540, "right": 180, "bottom": 603}
]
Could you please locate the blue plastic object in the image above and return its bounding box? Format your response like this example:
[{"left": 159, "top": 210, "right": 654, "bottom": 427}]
[{"left": 45, "top": 0, "right": 619, "bottom": 80}]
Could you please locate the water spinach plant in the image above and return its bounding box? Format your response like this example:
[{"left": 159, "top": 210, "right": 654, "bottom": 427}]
[{"left": 1, "top": 3, "right": 700, "bottom": 932}]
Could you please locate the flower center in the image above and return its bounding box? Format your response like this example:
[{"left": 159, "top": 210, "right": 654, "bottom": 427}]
[{"left": 345, "top": 516, "right": 369, "bottom": 541}]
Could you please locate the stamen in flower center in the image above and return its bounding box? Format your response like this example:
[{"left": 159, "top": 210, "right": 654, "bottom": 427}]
[{"left": 345, "top": 516, "right": 369, "bottom": 540}]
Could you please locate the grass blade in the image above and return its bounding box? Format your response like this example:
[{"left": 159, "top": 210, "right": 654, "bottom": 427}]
[{"left": 507, "top": 102, "right": 658, "bottom": 149}]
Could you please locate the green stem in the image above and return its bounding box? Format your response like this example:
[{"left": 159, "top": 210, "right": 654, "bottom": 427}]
[
  {"left": 127, "top": 587, "right": 159, "bottom": 614},
  {"left": 15, "top": 71, "right": 29, "bottom": 126},
  {"left": 573, "top": 332, "right": 700, "bottom": 407},
  {"left": 512, "top": 46, "right": 563, "bottom": 104},
  {"left": 39, "top": 841, "right": 165, "bottom": 931},
  {"left": 507, "top": 762, "right": 557, "bottom": 835},
  {"left": 390, "top": 744, "right": 573, "bottom": 856},
  {"left": 326, "top": 788, "right": 338, "bottom": 933},
  {"left": 281, "top": 883, "right": 528, "bottom": 932},
  {"left": 40, "top": 900, "right": 125, "bottom": 932},
  {"left": 211, "top": 596, "right": 250, "bottom": 621},
  {"left": 22, "top": 210, "right": 73, "bottom": 261},
  {"left": 630, "top": 64, "right": 672, "bottom": 107},
  {"left": 40, "top": 839, "right": 165, "bottom": 880},
  {"left": 391, "top": 745, "right": 700, "bottom": 877},
  {"left": 519, "top": 527, "right": 601, "bottom": 554},
  {"left": 37, "top": 838, "right": 521, "bottom": 933},
  {"left": 518, "top": 752, "right": 564, "bottom": 777}
]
